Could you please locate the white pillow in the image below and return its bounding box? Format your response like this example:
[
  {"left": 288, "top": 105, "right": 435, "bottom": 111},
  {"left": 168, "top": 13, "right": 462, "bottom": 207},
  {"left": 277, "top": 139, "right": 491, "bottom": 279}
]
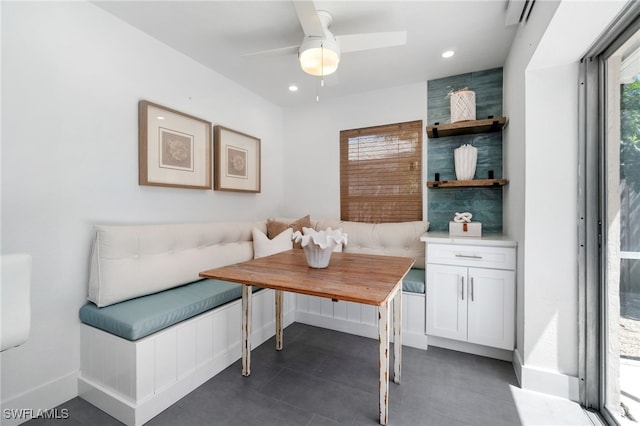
[{"left": 252, "top": 227, "right": 293, "bottom": 258}]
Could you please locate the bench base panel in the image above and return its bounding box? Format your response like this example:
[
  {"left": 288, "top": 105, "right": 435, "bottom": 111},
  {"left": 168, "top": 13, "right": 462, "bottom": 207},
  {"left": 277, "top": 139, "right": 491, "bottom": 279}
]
[
  {"left": 426, "top": 335, "right": 513, "bottom": 361},
  {"left": 294, "top": 292, "right": 428, "bottom": 350},
  {"left": 78, "top": 289, "right": 295, "bottom": 426}
]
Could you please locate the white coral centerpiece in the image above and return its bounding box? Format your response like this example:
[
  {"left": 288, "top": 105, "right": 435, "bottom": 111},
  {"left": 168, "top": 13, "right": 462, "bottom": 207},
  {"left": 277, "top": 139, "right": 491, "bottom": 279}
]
[{"left": 292, "top": 227, "right": 348, "bottom": 268}]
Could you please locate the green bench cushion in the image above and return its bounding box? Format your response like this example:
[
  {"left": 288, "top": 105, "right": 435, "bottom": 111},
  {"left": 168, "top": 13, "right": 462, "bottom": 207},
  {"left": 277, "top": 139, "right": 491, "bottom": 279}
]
[
  {"left": 79, "top": 279, "right": 246, "bottom": 341},
  {"left": 403, "top": 268, "right": 425, "bottom": 294},
  {"left": 80, "top": 268, "right": 425, "bottom": 342}
]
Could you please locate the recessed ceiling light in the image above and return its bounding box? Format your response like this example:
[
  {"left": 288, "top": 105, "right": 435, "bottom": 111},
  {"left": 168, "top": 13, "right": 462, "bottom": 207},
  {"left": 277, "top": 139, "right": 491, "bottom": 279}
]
[
  {"left": 288, "top": 85, "right": 299, "bottom": 92},
  {"left": 157, "top": 116, "right": 165, "bottom": 120},
  {"left": 442, "top": 50, "right": 455, "bottom": 59}
]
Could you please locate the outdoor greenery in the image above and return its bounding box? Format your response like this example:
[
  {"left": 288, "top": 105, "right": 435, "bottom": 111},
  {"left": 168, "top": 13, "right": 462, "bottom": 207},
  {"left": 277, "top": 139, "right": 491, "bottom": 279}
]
[
  {"left": 621, "top": 79, "right": 640, "bottom": 185},
  {"left": 620, "top": 79, "right": 640, "bottom": 290}
]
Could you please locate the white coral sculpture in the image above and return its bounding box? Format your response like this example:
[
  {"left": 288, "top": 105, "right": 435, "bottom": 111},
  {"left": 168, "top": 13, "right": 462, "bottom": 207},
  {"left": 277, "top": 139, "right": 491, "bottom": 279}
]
[
  {"left": 292, "top": 227, "right": 348, "bottom": 268},
  {"left": 292, "top": 227, "right": 348, "bottom": 249}
]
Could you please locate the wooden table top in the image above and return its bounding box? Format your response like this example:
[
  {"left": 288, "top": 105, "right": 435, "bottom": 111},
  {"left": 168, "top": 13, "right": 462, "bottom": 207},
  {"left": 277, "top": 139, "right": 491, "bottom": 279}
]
[{"left": 199, "top": 250, "right": 415, "bottom": 306}]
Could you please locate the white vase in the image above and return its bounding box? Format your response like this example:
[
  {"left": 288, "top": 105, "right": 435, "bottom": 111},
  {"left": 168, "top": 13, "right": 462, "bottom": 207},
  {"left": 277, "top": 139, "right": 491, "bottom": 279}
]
[{"left": 454, "top": 144, "right": 478, "bottom": 181}]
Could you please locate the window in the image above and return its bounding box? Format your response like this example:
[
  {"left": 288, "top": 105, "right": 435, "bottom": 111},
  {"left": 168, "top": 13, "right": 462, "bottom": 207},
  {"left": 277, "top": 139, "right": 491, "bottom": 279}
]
[{"left": 340, "top": 120, "right": 423, "bottom": 223}]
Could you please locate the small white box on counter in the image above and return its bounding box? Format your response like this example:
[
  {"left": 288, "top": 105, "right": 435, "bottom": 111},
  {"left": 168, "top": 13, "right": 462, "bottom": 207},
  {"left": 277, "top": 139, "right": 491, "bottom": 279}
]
[{"left": 449, "top": 221, "right": 482, "bottom": 237}]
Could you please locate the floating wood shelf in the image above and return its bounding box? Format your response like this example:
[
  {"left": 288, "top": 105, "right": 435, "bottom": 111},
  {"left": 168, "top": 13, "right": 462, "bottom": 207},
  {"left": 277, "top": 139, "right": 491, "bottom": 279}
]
[
  {"left": 426, "top": 178, "right": 508, "bottom": 188},
  {"left": 426, "top": 117, "right": 508, "bottom": 138}
]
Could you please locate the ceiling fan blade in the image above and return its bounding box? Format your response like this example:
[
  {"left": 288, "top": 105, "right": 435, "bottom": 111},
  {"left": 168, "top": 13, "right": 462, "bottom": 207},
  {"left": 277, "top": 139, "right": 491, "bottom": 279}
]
[
  {"left": 293, "top": 0, "right": 325, "bottom": 37},
  {"left": 241, "top": 45, "right": 300, "bottom": 58},
  {"left": 337, "top": 31, "right": 407, "bottom": 53}
]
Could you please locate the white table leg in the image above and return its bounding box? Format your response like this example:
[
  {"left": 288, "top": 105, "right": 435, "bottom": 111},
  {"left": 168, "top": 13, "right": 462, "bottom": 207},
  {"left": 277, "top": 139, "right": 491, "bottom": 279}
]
[
  {"left": 242, "top": 285, "right": 252, "bottom": 376},
  {"left": 393, "top": 286, "right": 402, "bottom": 384},
  {"left": 275, "top": 290, "right": 283, "bottom": 351},
  {"left": 378, "top": 302, "right": 390, "bottom": 425}
]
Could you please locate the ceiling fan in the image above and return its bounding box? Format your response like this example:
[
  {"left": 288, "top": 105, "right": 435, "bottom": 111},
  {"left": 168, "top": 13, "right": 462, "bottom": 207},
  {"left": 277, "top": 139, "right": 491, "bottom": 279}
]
[{"left": 245, "top": 1, "right": 408, "bottom": 77}]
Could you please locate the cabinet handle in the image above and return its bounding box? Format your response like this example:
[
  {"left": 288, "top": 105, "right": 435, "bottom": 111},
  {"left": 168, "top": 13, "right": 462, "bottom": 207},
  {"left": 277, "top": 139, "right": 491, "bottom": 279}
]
[
  {"left": 471, "top": 277, "right": 474, "bottom": 302},
  {"left": 461, "top": 276, "right": 464, "bottom": 301},
  {"left": 455, "top": 254, "right": 483, "bottom": 259}
]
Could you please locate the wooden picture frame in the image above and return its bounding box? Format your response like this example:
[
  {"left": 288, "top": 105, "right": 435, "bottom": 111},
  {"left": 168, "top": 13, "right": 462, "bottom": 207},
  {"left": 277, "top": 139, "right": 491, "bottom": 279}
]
[
  {"left": 139, "top": 100, "right": 212, "bottom": 189},
  {"left": 214, "top": 125, "right": 261, "bottom": 193}
]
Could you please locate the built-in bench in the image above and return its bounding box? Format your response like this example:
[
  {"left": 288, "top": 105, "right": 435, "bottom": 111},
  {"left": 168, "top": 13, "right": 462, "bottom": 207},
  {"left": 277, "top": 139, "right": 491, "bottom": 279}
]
[
  {"left": 79, "top": 271, "right": 424, "bottom": 342},
  {"left": 78, "top": 218, "right": 429, "bottom": 426},
  {"left": 80, "top": 280, "right": 257, "bottom": 341}
]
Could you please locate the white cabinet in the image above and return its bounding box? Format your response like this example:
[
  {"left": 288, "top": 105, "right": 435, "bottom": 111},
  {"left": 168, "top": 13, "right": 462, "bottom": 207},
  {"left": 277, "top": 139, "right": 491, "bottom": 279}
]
[
  {"left": 425, "top": 240, "right": 516, "bottom": 350},
  {"left": 426, "top": 264, "right": 467, "bottom": 341}
]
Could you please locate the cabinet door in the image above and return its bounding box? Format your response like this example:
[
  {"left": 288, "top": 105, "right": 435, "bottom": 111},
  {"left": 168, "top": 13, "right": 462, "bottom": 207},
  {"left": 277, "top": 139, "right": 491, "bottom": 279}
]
[
  {"left": 426, "top": 264, "right": 468, "bottom": 341},
  {"left": 466, "top": 267, "right": 515, "bottom": 350}
]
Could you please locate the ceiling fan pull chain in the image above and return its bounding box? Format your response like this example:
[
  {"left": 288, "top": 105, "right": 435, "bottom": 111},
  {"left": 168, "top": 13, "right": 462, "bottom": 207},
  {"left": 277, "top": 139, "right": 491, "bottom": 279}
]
[
  {"left": 320, "top": 44, "right": 325, "bottom": 94},
  {"left": 317, "top": 41, "right": 324, "bottom": 101},
  {"left": 321, "top": 41, "right": 325, "bottom": 88}
]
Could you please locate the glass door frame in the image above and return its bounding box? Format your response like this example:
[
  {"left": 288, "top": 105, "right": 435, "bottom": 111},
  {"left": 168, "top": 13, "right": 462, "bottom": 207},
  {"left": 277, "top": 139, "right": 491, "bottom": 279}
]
[{"left": 580, "top": 4, "right": 640, "bottom": 423}]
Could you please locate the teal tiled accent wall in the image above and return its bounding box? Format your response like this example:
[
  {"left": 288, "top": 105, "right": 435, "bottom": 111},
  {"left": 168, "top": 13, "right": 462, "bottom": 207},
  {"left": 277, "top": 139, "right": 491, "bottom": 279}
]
[{"left": 427, "top": 68, "right": 504, "bottom": 233}]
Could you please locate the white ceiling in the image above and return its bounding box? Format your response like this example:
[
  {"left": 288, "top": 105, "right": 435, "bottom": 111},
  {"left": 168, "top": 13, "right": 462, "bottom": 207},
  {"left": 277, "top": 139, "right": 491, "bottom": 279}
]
[{"left": 94, "top": 1, "right": 519, "bottom": 107}]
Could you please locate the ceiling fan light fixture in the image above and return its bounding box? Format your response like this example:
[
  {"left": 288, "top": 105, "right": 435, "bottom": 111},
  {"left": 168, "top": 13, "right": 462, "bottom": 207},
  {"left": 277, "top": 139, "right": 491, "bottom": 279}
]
[{"left": 299, "top": 36, "right": 340, "bottom": 76}]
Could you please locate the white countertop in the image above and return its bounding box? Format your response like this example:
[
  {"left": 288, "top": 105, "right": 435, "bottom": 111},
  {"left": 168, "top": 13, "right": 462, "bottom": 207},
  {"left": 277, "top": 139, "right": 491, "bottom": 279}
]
[{"left": 420, "top": 232, "right": 517, "bottom": 248}]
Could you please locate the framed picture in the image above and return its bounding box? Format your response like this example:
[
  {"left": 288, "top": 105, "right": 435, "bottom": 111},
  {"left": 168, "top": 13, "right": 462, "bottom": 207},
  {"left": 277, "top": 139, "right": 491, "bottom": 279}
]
[
  {"left": 214, "top": 125, "right": 261, "bottom": 193},
  {"left": 139, "top": 100, "right": 212, "bottom": 189}
]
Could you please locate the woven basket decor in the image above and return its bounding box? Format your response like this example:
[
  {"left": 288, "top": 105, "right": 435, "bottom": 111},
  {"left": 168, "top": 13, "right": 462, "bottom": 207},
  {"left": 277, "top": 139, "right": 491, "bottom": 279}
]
[{"left": 450, "top": 90, "right": 476, "bottom": 123}]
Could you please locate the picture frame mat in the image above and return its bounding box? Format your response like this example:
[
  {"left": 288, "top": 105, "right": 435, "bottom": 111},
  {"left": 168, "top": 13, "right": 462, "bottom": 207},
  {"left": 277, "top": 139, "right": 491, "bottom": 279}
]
[
  {"left": 214, "top": 125, "right": 261, "bottom": 193},
  {"left": 139, "top": 101, "right": 212, "bottom": 189}
]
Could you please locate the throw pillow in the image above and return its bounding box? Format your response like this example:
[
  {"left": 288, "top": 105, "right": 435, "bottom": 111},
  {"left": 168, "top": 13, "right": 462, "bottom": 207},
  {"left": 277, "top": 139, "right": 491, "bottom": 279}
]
[
  {"left": 252, "top": 227, "right": 293, "bottom": 259},
  {"left": 267, "top": 215, "right": 312, "bottom": 249}
]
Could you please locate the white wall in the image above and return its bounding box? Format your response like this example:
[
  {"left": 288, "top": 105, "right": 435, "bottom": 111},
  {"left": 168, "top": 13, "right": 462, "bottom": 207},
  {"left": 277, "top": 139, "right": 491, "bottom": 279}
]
[
  {"left": 0, "top": 1, "right": 284, "bottom": 418},
  {"left": 523, "top": 63, "right": 581, "bottom": 396},
  {"left": 504, "top": 0, "right": 627, "bottom": 400},
  {"left": 503, "top": 1, "right": 560, "bottom": 366},
  {"left": 282, "top": 83, "right": 428, "bottom": 219}
]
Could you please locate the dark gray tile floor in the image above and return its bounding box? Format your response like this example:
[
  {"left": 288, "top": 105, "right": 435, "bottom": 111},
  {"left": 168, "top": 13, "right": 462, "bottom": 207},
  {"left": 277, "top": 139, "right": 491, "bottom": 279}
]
[{"left": 25, "top": 323, "right": 591, "bottom": 426}]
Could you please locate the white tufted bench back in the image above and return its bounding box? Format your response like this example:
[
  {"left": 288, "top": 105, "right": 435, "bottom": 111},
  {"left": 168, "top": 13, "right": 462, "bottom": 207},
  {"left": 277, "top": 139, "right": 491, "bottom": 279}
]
[
  {"left": 88, "top": 221, "right": 265, "bottom": 307},
  {"left": 314, "top": 220, "right": 429, "bottom": 269}
]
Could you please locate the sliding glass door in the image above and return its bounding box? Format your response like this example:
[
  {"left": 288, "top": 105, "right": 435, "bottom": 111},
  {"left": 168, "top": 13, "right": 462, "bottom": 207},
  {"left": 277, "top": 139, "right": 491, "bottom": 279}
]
[
  {"left": 602, "top": 22, "right": 640, "bottom": 426},
  {"left": 580, "top": 4, "right": 640, "bottom": 423}
]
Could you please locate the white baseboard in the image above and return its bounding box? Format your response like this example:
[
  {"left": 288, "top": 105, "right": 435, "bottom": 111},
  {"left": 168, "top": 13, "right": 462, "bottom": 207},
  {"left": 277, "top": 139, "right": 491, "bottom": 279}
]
[
  {"left": 514, "top": 347, "right": 524, "bottom": 385},
  {"left": 427, "top": 335, "right": 513, "bottom": 362},
  {"left": 0, "top": 371, "right": 78, "bottom": 426},
  {"left": 514, "top": 348, "right": 580, "bottom": 402}
]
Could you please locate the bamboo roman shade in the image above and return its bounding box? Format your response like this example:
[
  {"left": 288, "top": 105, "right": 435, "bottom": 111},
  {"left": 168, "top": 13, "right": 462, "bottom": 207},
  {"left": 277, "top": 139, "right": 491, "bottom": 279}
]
[{"left": 340, "top": 120, "right": 423, "bottom": 223}]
